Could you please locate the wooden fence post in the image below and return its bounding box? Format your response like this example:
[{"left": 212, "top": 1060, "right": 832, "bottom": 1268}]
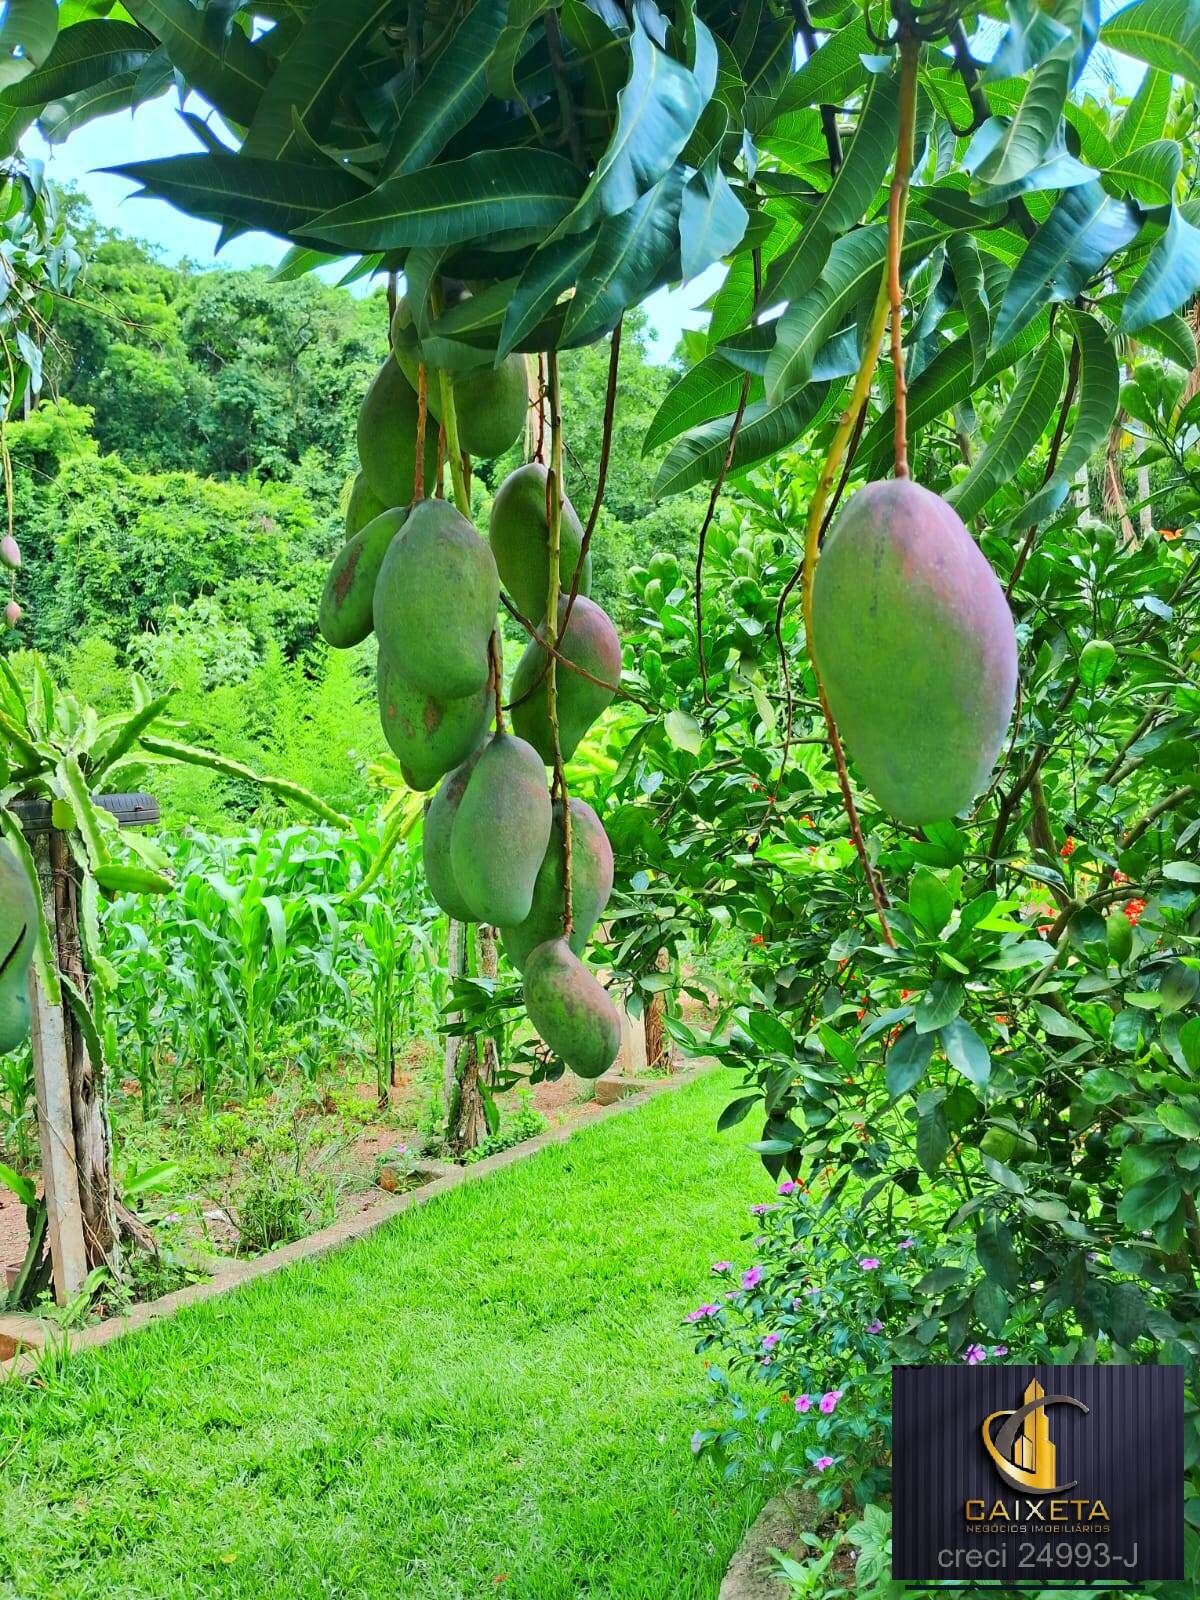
[{"left": 27, "top": 832, "right": 87, "bottom": 1304}]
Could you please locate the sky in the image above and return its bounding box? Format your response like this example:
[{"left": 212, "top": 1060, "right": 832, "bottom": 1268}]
[{"left": 26, "top": 95, "right": 721, "bottom": 363}]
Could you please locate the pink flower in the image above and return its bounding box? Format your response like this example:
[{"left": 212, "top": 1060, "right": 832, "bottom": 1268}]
[
  {"left": 898, "top": 1238, "right": 915, "bottom": 1250},
  {"left": 795, "top": 1394, "right": 812, "bottom": 1413},
  {"left": 750, "top": 1203, "right": 781, "bottom": 1216},
  {"left": 742, "top": 1265, "right": 763, "bottom": 1290},
  {"left": 865, "top": 1319, "right": 883, "bottom": 1335},
  {"left": 992, "top": 1345, "right": 1009, "bottom": 1357},
  {"left": 820, "top": 1389, "right": 843, "bottom": 1414},
  {"left": 685, "top": 1303, "right": 720, "bottom": 1323},
  {"left": 859, "top": 1257, "right": 881, "bottom": 1271},
  {"left": 762, "top": 1333, "right": 780, "bottom": 1351},
  {"left": 778, "top": 1180, "right": 799, "bottom": 1195},
  {"left": 710, "top": 1261, "right": 732, "bottom": 1275},
  {"left": 814, "top": 1455, "right": 835, "bottom": 1472},
  {"left": 964, "top": 1343, "right": 987, "bottom": 1365}
]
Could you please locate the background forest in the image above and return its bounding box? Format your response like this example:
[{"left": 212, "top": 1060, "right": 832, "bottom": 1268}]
[{"left": 11, "top": 197, "right": 701, "bottom": 828}]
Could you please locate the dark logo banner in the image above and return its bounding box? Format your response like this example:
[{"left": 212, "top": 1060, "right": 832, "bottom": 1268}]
[{"left": 892, "top": 1364, "right": 1183, "bottom": 1586}]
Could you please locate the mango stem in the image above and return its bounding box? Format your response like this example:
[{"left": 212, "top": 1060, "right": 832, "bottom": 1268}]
[{"left": 545, "top": 350, "right": 574, "bottom": 937}]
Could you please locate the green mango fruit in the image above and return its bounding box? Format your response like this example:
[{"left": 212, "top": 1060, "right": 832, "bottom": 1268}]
[
  {"left": 450, "top": 733, "right": 552, "bottom": 925},
  {"left": 377, "top": 651, "right": 493, "bottom": 792},
  {"left": 510, "top": 596, "right": 621, "bottom": 765},
  {"left": 500, "top": 798, "right": 614, "bottom": 971},
  {"left": 391, "top": 299, "right": 529, "bottom": 460},
  {"left": 0, "top": 839, "right": 35, "bottom": 982},
  {"left": 423, "top": 750, "right": 484, "bottom": 922},
  {"left": 319, "top": 507, "right": 409, "bottom": 650},
  {"left": 345, "top": 470, "right": 388, "bottom": 539},
  {"left": 812, "top": 479, "right": 1017, "bottom": 824},
  {"left": 488, "top": 462, "right": 589, "bottom": 622},
  {"left": 1106, "top": 910, "right": 1134, "bottom": 964},
  {"left": 524, "top": 937, "right": 621, "bottom": 1079},
  {"left": 356, "top": 357, "right": 440, "bottom": 508},
  {"left": 0, "top": 840, "right": 35, "bottom": 1055},
  {"left": 0, "top": 980, "right": 29, "bottom": 1055},
  {"left": 373, "top": 498, "right": 499, "bottom": 701}
]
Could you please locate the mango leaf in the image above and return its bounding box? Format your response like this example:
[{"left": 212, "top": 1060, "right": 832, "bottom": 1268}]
[
  {"left": 973, "top": 131, "right": 1098, "bottom": 206},
  {"left": 1102, "top": 0, "right": 1200, "bottom": 92},
  {"left": 1140, "top": 311, "right": 1197, "bottom": 366},
  {"left": 385, "top": 0, "right": 509, "bottom": 175},
  {"left": 975, "top": 1280, "right": 1010, "bottom": 1337},
  {"left": 986, "top": 0, "right": 1074, "bottom": 78},
  {"left": 1009, "top": 309, "right": 1119, "bottom": 531},
  {"left": 106, "top": 150, "right": 367, "bottom": 247},
  {"left": 993, "top": 181, "right": 1142, "bottom": 347},
  {"left": 556, "top": 13, "right": 712, "bottom": 237},
  {"left": 498, "top": 230, "right": 598, "bottom": 360},
  {"left": 124, "top": 0, "right": 269, "bottom": 125},
  {"left": 1114, "top": 66, "right": 1170, "bottom": 155},
  {"left": 643, "top": 353, "right": 756, "bottom": 455},
  {"left": 308, "top": 149, "right": 583, "bottom": 251},
  {"left": 0, "top": 20, "right": 153, "bottom": 104},
  {"left": 562, "top": 170, "right": 682, "bottom": 345},
  {"left": 885, "top": 1024, "right": 934, "bottom": 1099},
  {"left": 706, "top": 210, "right": 799, "bottom": 348},
  {"left": 0, "top": 0, "right": 58, "bottom": 90},
  {"left": 947, "top": 338, "right": 1066, "bottom": 522},
  {"left": 764, "top": 68, "right": 899, "bottom": 306},
  {"left": 487, "top": 0, "right": 548, "bottom": 101},
  {"left": 765, "top": 14, "right": 870, "bottom": 125},
  {"left": 39, "top": 70, "right": 139, "bottom": 142},
  {"left": 1106, "top": 139, "right": 1182, "bottom": 206},
  {"left": 240, "top": 0, "right": 397, "bottom": 163},
  {"left": 858, "top": 308, "right": 1050, "bottom": 476},
  {"left": 680, "top": 147, "right": 748, "bottom": 282},
  {"left": 967, "top": 52, "right": 1069, "bottom": 190},
  {"left": 945, "top": 233, "right": 990, "bottom": 379},
  {"left": 653, "top": 381, "right": 832, "bottom": 498},
  {"left": 766, "top": 222, "right": 943, "bottom": 402},
  {"left": 1123, "top": 203, "right": 1200, "bottom": 332}
]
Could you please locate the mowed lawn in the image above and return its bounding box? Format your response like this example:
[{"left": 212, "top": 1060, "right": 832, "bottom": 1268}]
[{"left": 0, "top": 1072, "right": 771, "bottom": 1600}]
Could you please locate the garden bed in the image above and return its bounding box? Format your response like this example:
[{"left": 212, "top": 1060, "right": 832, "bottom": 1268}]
[{"left": 1, "top": 1039, "right": 669, "bottom": 1326}]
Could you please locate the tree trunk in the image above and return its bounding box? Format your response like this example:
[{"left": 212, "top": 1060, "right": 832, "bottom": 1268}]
[
  {"left": 643, "top": 947, "right": 673, "bottom": 1074},
  {"left": 444, "top": 923, "right": 498, "bottom": 1156},
  {"left": 46, "top": 829, "right": 119, "bottom": 1272}
]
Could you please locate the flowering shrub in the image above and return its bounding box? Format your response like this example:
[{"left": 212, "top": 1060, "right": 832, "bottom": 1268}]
[{"left": 688, "top": 1186, "right": 1066, "bottom": 1514}]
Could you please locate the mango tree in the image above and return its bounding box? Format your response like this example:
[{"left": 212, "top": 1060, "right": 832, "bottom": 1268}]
[{"left": 1, "top": 1, "right": 1199, "bottom": 1334}]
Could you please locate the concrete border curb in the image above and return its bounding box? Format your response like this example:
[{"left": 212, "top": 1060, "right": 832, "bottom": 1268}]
[
  {"left": 1, "top": 1064, "right": 710, "bottom": 1379},
  {"left": 719, "top": 1492, "right": 817, "bottom": 1600}
]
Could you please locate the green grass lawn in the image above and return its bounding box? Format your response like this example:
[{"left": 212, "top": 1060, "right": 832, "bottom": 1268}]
[{"left": 0, "top": 1072, "right": 773, "bottom": 1600}]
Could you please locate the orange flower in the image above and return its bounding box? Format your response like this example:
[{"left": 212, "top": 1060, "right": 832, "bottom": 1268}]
[
  {"left": 1060, "top": 836, "right": 1076, "bottom": 857},
  {"left": 1112, "top": 870, "right": 1129, "bottom": 886},
  {"left": 1124, "top": 897, "right": 1147, "bottom": 925},
  {"left": 750, "top": 934, "right": 765, "bottom": 946},
  {"left": 1161, "top": 528, "right": 1183, "bottom": 541},
  {"left": 994, "top": 1014, "right": 1010, "bottom": 1026}
]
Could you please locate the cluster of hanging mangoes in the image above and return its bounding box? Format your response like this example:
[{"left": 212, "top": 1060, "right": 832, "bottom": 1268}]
[
  {"left": 319, "top": 313, "right": 623, "bottom": 1079},
  {"left": 0, "top": 840, "right": 35, "bottom": 1052}
]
